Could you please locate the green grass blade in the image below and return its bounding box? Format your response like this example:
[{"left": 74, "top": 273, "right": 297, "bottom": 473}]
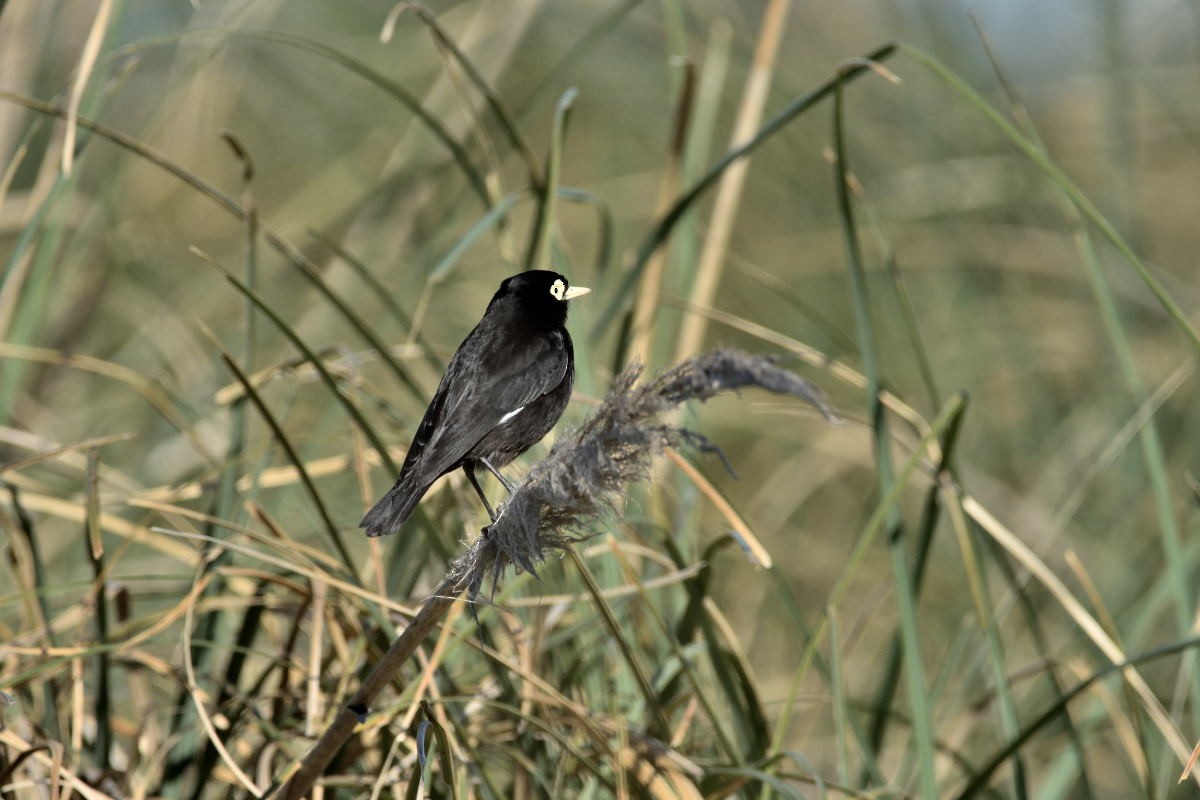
[
  {"left": 567, "top": 549, "right": 672, "bottom": 742},
  {"left": 214, "top": 131, "right": 258, "bottom": 531},
  {"left": 619, "top": 538, "right": 744, "bottom": 764},
  {"left": 968, "top": 24, "right": 1200, "bottom": 770},
  {"left": 899, "top": 42, "right": 1200, "bottom": 355},
  {"left": 983, "top": 533, "right": 1096, "bottom": 799},
  {"left": 430, "top": 189, "right": 529, "bottom": 282},
  {"left": 520, "top": 0, "right": 647, "bottom": 115},
  {"left": 555, "top": 187, "right": 614, "bottom": 275},
  {"left": 766, "top": 392, "right": 966, "bottom": 787},
  {"left": 405, "top": 2, "right": 543, "bottom": 189},
  {"left": 944, "top": 490, "right": 1029, "bottom": 799},
  {"left": 828, "top": 610, "right": 850, "bottom": 787},
  {"left": 525, "top": 87, "right": 579, "bottom": 269},
  {"left": 850, "top": 187, "right": 941, "bottom": 409},
  {"left": 307, "top": 230, "right": 420, "bottom": 334},
  {"left": 831, "top": 81, "right": 897, "bottom": 538},
  {"left": 214, "top": 342, "right": 355, "bottom": 573},
  {"left": 887, "top": 530, "right": 936, "bottom": 799},
  {"left": 832, "top": 71, "right": 929, "bottom": 798},
  {"left": 865, "top": 396, "right": 966, "bottom": 764},
  {"left": 210, "top": 262, "right": 396, "bottom": 476},
  {"left": 590, "top": 41, "right": 897, "bottom": 341},
  {"left": 264, "top": 233, "right": 428, "bottom": 405},
  {"left": 953, "top": 636, "right": 1200, "bottom": 800},
  {"left": 108, "top": 27, "right": 492, "bottom": 208}
]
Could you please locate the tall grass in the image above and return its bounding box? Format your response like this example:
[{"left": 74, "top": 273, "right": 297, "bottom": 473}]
[{"left": 2, "top": 2, "right": 1199, "bottom": 799}]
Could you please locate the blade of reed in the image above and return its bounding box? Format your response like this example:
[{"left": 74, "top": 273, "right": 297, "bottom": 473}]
[
  {"left": 430, "top": 189, "right": 528, "bottom": 282},
  {"left": 84, "top": 449, "right": 110, "bottom": 774},
  {"left": 864, "top": 402, "right": 964, "bottom": 764},
  {"left": 556, "top": 187, "right": 614, "bottom": 275},
  {"left": 0, "top": 162, "right": 70, "bottom": 420},
  {"left": 566, "top": 549, "right": 672, "bottom": 743},
  {"left": 262, "top": 229, "right": 429, "bottom": 405},
  {"left": 60, "top": 0, "right": 110, "bottom": 176},
  {"left": 886, "top": 526, "right": 936, "bottom": 799},
  {"left": 673, "top": 0, "right": 790, "bottom": 363},
  {"left": 608, "top": 538, "right": 743, "bottom": 765},
  {"left": 942, "top": 486, "right": 1028, "bottom": 799},
  {"left": 403, "top": 2, "right": 543, "bottom": 189},
  {"left": 952, "top": 636, "right": 1200, "bottom": 800},
  {"left": 766, "top": 566, "right": 886, "bottom": 789},
  {"left": 899, "top": 43, "right": 1200, "bottom": 355},
  {"left": 828, "top": 609, "right": 850, "bottom": 788},
  {"left": 306, "top": 230, "right": 421, "bottom": 336},
  {"left": 520, "top": 0, "right": 646, "bottom": 115},
  {"left": 831, "top": 70, "right": 931, "bottom": 798},
  {"left": 212, "top": 340, "right": 355, "bottom": 573},
  {"left": 627, "top": 59, "right": 694, "bottom": 368},
  {"left": 206, "top": 260, "right": 396, "bottom": 476},
  {"left": 0, "top": 342, "right": 217, "bottom": 465},
  {"left": 0, "top": 432, "right": 134, "bottom": 475},
  {"left": 525, "top": 87, "right": 578, "bottom": 269},
  {"left": 109, "top": 27, "right": 492, "bottom": 208},
  {"left": 208, "top": 133, "right": 257, "bottom": 525},
  {"left": 676, "top": 17, "right": 732, "bottom": 258},
  {"left": 591, "top": 41, "right": 897, "bottom": 341},
  {"left": 849, "top": 180, "right": 941, "bottom": 408},
  {"left": 970, "top": 17, "right": 1200, "bottom": 764},
  {"left": 960, "top": 491, "right": 1198, "bottom": 784},
  {"left": 407, "top": 191, "right": 528, "bottom": 343},
  {"left": 765, "top": 392, "right": 965, "bottom": 791},
  {"left": 986, "top": 533, "right": 1097, "bottom": 799}
]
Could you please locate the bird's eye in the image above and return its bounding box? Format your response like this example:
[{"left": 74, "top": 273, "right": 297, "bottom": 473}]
[{"left": 550, "top": 279, "right": 566, "bottom": 300}]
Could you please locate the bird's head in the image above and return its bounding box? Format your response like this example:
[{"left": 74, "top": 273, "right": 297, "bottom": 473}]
[{"left": 490, "top": 270, "right": 590, "bottom": 325}]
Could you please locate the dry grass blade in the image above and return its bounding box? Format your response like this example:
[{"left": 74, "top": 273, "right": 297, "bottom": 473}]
[
  {"left": 960, "top": 491, "right": 1199, "bottom": 784},
  {"left": 665, "top": 447, "right": 771, "bottom": 568},
  {"left": 0, "top": 730, "right": 112, "bottom": 799},
  {"left": 674, "top": 0, "right": 791, "bottom": 363},
  {"left": 61, "top": 0, "right": 111, "bottom": 176},
  {"left": 451, "top": 349, "right": 836, "bottom": 601},
  {"left": 0, "top": 342, "right": 216, "bottom": 464},
  {"left": 1181, "top": 740, "right": 1200, "bottom": 784},
  {"left": 0, "top": 431, "right": 134, "bottom": 475},
  {"left": 181, "top": 560, "right": 264, "bottom": 798},
  {"left": 628, "top": 59, "right": 694, "bottom": 367}
]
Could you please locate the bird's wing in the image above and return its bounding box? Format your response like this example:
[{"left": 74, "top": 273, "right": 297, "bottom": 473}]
[{"left": 402, "top": 327, "right": 569, "bottom": 486}]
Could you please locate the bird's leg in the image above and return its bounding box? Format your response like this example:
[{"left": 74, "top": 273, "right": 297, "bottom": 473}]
[
  {"left": 479, "top": 457, "right": 517, "bottom": 495},
  {"left": 463, "top": 462, "right": 498, "bottom": 522}
]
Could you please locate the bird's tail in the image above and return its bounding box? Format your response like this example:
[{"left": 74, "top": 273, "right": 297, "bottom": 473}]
[{"left": 360, "top": 476, "right": 429, "bottom": 537}]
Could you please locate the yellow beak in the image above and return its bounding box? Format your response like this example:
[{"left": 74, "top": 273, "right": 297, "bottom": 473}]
[{"left": 564, "top": 285, "right": 591, "bottom": 300}]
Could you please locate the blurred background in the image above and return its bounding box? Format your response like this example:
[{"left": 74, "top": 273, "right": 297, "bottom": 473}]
[{"left": 1, "top": 1, "right": 1199, "bottom": 798}]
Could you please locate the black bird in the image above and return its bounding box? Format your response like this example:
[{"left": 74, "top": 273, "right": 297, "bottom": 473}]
[{"left": 361, "top": 270, "right": 590, "bottom": 537}]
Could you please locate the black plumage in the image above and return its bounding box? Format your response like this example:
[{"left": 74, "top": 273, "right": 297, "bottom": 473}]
[{"left": 361, "top": 270, "right": 590, "bottom": 537}]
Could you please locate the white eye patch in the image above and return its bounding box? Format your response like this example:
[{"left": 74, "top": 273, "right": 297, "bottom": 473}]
[{"left": 550, "top": 279, "right": 566, "bottom": 300}]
